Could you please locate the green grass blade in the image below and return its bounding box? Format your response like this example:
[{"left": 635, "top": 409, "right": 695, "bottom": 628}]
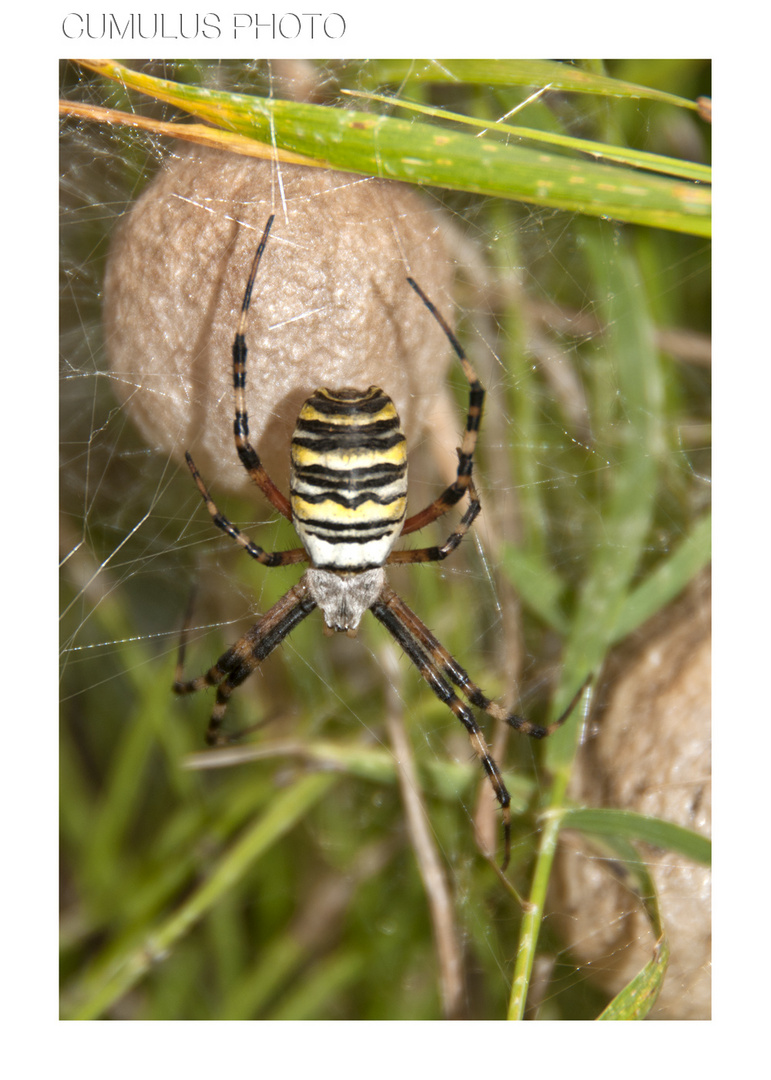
[
  {"left": 267, "top": 951, "right": 364, "bottom": 1019},
  {"left": 344, "top": 88, "right": 711, "bottom": 183},
  {"left": 586, "top": 832, "right": 671, "bottom": 1019},
  {"left": 506, "top": 807, "right": 565, "bottom": 1020},
  {"left": 597, "top": 935, "right": 670, "bottom": 1019},
  {"left": 75, "top": 60, "right": 710, "bottom": 236},
  {"left": 562, "top": 806, "right": 711, "bottom": 865},
  {"left": 185, "top": 734, "right": 537, "bottom": 807},
  {"left": 610, "top": 512, "right": 711, "bottom": 642},
  {"left": 573, "top": 831, "right": 671, "bottom": 1019},
  {"left": 359, "top": 59, "right": 701, "bottom": 111},
  {"left": 215, "top": 934, "right": 305, "bottom": 1019},
  {"left": 499, "top": 543, "right": 569, "bottom": 633}
]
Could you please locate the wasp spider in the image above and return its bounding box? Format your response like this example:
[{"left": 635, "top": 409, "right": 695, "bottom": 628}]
[{"left": 174, "top": 215, "right": 584, "bottom": 869}]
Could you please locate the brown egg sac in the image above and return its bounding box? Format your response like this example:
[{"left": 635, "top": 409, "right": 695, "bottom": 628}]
[
  {"left": 103, "top": 146, "right": 456, "bottom": 497},
  {"left": 550, "top": 570, "right": 711, "bottom": 1019}
]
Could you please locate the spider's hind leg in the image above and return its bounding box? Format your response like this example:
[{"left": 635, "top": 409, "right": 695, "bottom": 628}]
[
  {"left": 502, "top": 675, "right": 592, "bottom": 738},
  {"left": 173, "top": 578, "right": 318, "bottom": 746},
  {"left": 172, "top": 597, "right": 249, "bottom": 746},
  {"left": 371, "top": 585, "right": 514, "bottom": 869},
  {"left": 385, "top": 584, "right": 591, "bottom": 739}
]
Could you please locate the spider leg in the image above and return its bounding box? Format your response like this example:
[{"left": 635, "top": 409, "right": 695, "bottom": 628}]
[
  {"left": 173, "top": 578, "right": 317, "bottom": 745},
  {"left": 184, "top": 451, "right": 306, "bottom": 567},
  {"left": 388, "top": 474, "right": 481, "bottom": 565},
  {"left": 232, "top": 215, "right": 293, "bottom": 522},
  {"left": 370, "top": 587, "right": 513, "bottom": 870},
  {"left": 380, "top": 583, "right": 588, "bottom": 739},
  {"left": 401, "top": 278, "right": 484, "bottom": 537}
]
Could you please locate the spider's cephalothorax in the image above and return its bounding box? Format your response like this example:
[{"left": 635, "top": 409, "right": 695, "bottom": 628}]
[{"left": 174, "top": 214, "right": 585, "bottom": 870}]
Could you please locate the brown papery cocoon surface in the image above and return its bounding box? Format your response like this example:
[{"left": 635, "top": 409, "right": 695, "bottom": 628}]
[
  {"left": 104, "top": 146, "right": 456, "bottom": 496},
  {"left": 550, "top": 571, "right": 711, "bottom": 1019}
]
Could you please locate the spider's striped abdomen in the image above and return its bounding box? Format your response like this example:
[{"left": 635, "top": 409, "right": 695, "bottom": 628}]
[{"left": 290, "top": 387, "right": 408, "bottom": 572}]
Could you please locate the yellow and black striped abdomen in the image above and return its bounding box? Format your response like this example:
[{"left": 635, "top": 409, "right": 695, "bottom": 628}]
[{"left": 290, "top": 387, "right": 408, "bottom": 571}]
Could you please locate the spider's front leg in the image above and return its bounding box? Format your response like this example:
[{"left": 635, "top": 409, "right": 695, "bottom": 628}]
[
  {"left": 387, "top": 473, "right": 481, "bottom": 566},
  {"left": 401, "top": 278, "right": 485, "bottom": 538},
  {"left": 231, "top": 214, "right": 294, "bottom": 523},
  {"left": 184, "top": 451, "right": 306, "bottom": 568},
  {"left": 173, "top": 579, "right": 317, "bottom": 745}
]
